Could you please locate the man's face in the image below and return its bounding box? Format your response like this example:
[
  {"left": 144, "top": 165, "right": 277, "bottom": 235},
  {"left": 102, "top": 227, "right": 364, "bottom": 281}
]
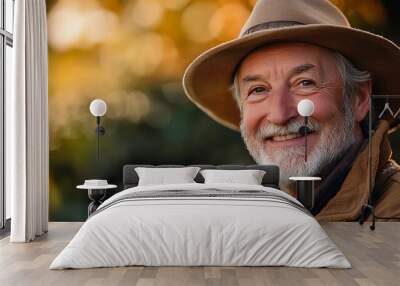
[{"left": 237, "top": 42, "right": 357, "bottom": 188}]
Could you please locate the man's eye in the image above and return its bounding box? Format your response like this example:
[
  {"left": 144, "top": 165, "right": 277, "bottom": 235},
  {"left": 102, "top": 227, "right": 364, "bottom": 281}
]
[
  {"left": 299, "top": 80, "right": 315, "bottom": 87},
  {"left": 249, "top": 86, "right": 267, "bottom": 95}
]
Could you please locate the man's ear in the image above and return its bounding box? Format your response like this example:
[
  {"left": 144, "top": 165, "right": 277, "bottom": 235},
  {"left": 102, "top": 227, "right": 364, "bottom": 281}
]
[{"left": 353, "top": 80, "right": 372, "bottom": 122}]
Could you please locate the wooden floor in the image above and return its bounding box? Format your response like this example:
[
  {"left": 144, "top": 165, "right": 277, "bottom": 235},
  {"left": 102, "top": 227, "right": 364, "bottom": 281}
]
[{"left": 0, "top": 222, "right": 399, "bottom": 286}]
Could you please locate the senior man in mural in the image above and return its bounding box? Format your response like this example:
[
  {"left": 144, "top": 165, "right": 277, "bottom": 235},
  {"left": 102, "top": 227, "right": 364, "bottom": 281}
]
[{"left": 183, "top": 0, "right": 400, "bottom": 221}]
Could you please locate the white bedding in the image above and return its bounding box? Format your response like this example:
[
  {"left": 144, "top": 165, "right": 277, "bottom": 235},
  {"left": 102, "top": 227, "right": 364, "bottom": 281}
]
[{"left": 50, "top": 183, "right": 351, "bottom": 269}]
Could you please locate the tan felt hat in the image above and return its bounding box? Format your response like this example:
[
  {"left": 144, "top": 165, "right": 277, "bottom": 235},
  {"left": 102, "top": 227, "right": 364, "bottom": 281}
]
[{"left": 182, "top": 0, "right": 400, "bottom": 131}]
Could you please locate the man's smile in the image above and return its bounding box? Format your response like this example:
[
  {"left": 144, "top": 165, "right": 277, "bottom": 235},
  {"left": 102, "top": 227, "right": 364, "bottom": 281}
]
[
  {"left": 270, "top": 132, "right": 303, "bottom": 142},
  {"left": 263, "top": 131, "right": 318, "bottom": 148}
]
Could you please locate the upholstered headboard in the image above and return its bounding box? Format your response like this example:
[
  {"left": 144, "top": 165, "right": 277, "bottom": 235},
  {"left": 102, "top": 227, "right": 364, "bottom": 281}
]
[{"left": 122, "top": 164, "right": 280, "bottom": 189}]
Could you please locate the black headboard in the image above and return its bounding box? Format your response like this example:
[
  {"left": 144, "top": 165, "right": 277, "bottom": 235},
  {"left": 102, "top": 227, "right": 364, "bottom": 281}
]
[{"left": 122, "top": 164, "right": 280, "bottom": 189}]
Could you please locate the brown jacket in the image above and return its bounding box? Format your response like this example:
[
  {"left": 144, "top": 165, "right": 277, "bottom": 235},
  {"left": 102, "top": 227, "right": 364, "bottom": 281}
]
[{"left": 316, "top": 120, "right": 400, "bottom": 221}]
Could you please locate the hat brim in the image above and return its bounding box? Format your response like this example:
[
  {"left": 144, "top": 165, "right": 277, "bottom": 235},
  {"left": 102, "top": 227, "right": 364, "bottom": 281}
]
[{"left": 183, "top": 24, "right": 400, "bottom": 131}]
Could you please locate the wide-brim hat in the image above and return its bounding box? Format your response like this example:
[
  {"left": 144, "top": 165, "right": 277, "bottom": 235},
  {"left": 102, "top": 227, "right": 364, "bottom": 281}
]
[{"left": 182, "top": 0, "right": 400, "bottom": 132}]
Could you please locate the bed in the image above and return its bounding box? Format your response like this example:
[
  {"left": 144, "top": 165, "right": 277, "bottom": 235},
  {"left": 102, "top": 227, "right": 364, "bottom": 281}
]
[{"left": 50, "top": 164, "right": 350, "bottom": 269}]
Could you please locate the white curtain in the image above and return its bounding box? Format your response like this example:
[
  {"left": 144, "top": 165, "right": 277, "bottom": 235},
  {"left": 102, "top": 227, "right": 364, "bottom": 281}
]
[{"left": 7, "top": 0, "right": 49, "bottom": 242}]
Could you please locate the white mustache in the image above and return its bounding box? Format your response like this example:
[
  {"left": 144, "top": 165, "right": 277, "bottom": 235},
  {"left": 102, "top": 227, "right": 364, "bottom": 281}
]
[{"left": 255, "top": 119, "right": 322, "bottom": 140}]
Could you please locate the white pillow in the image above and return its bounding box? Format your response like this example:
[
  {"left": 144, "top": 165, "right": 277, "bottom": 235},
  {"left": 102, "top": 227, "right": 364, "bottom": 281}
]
[
  {"left": 135, "top": 167, "right": 201, "bottom": 186},
  {"left": 200, "top": 169, "right": 266, "bottom": 185}
]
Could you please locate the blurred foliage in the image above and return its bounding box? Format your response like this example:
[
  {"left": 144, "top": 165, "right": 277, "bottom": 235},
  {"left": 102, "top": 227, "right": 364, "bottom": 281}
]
[{"left": 47, "top": 0, "right": 400, "bottom": 221}]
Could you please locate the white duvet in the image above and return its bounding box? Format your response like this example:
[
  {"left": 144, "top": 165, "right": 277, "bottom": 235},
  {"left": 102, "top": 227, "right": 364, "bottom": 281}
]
[{"left": 50, "top": 183, "right": 351, "bottom": 269}]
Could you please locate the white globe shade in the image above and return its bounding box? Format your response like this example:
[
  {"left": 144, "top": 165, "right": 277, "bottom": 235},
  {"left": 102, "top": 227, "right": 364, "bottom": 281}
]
[
  {"left": 297, "top": 99, "right": 315, "bottom": 117},
  {"left": 89, "top": 99, "right": 107, "bottom": 117}
]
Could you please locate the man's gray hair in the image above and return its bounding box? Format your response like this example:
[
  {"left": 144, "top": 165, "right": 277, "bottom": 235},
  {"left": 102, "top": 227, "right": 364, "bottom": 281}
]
[{"left": 230, "top": 51, "right": 371, "bottom": 113}]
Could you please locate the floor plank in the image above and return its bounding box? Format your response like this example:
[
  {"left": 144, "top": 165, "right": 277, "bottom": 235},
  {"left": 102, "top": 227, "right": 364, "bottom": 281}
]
[{"left": 0, "top": 222, "right": 399, "bottom": 286}]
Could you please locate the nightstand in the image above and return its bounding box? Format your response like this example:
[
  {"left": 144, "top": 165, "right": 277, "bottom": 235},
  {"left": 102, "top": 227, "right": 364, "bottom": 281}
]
[
  {"left": 77, "top": 181, "right": 117, "bottom": 216},
  {"left": 289, "top": 177, "right": 321, "bottom": 211}
]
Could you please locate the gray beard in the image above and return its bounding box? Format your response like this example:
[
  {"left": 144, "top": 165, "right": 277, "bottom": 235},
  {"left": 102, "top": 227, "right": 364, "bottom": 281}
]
[{"left": 240, "top": 103, "right": 356, "bottom": 189}]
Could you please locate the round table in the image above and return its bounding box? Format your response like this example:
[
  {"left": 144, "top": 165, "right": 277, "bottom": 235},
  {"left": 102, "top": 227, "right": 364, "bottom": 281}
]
[
  {"left": 77, "top": 184, "right": 117, "bottom": 216},
  {"left": 289, "top": 177, "right": 321, "bottom": 211}
]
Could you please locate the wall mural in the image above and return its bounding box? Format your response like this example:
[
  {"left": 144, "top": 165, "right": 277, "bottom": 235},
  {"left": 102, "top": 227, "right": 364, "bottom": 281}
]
[{"left": 47, "top": 0, "right": 400, "bottom": 221}]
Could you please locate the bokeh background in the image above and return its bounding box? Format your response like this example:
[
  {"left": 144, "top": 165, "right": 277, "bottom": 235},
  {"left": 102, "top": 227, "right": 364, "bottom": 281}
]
[{"left": 47, "top": 0, "right": 400, "bottom": 221}]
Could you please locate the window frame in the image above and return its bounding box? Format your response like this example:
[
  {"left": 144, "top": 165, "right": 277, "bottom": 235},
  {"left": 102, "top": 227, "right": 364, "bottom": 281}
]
[{"left": 1, "top": 0, "right": 14, "bottom": 231}]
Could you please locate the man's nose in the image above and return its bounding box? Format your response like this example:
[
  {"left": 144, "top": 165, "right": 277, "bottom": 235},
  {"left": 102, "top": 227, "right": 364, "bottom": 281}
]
[{"left": 265, "top": 87, "right": 298, "bottom": 125}]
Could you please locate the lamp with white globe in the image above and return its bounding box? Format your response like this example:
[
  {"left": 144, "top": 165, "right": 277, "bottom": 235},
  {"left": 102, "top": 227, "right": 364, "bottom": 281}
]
[
  {"left": 297, "top": 99, "right": 315, "bottom": 162},
  {"left": 289, "top": 99, "right": 321, "bottom": 212},
  {"left": 89, "top": 99, "right": 107, "bottom": 161},
  {"left": 75, "top": 99, "right": 117, "bottom": 217}
]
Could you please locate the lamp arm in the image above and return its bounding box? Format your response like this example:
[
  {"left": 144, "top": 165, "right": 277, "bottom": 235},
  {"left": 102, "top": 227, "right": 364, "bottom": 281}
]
[
  {"left": 304, "top": 116, "right": 308, "bottom": 162},
  {"left": 95, "top": 116, "right": 106, "bottom": 161}
]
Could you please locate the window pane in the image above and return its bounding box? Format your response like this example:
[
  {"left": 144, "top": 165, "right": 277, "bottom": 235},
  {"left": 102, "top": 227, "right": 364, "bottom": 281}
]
[
  {"left": 6, "top": 0, "right": 14, "bottom": 33},
  {"left": 0, "top": 0, "right": 3, "bottom": 29},
  {"left": 0, "top": 37, "right": 3, "bottom": 228},
  {"left": 5, "top": 44, "right": 12, "bottom": 220}
]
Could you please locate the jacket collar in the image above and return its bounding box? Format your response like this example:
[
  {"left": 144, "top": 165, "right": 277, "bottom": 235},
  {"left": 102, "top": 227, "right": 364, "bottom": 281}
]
[
  {"left": 316, "top": 120, "right": 391, "bottom": 221},
  {"left": 311, "top": 140, "right": 365, "bottom": 215}
]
